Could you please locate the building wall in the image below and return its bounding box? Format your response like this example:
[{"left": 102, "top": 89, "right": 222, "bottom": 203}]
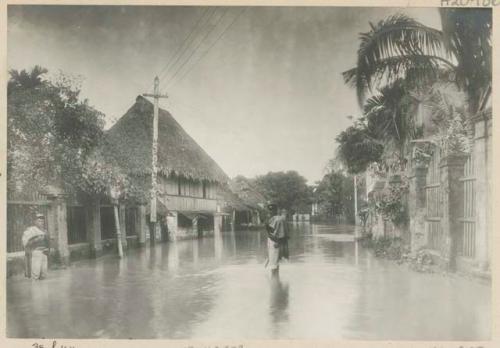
[
  {"left": 158, "top": 176, "right": 218, "bottom": 213},
  {"left": 406, "top": 115, "right": 492, "bottom": 276},
  {"left": 159, "top": 176, "right": 217, "bottom": 200}
]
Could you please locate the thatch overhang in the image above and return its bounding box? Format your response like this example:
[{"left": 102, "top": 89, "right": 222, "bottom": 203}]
[
  {"left": 101, "top": 96, "right": 229, "bottom": 184},
  {"left": 228, "top": 177, "right": 267, "bottom": 210},
  {"left": 216, "top": 185, "right": 249, "bottom": 212}
]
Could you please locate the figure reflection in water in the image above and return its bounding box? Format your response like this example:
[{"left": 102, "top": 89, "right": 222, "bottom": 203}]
[{"left": 269, "top": 273, "right": 289, "bottom": 336}]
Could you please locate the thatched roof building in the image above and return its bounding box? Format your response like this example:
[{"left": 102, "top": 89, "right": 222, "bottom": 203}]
[
  {"left": 216, "top": 185, "right": 249, "bottom": 212},
  {"left": 101, "top": 95, "right": 228, "bottom": 184},
  {"left": 229, "top": 176, "right": 267, "bottom": 210}
]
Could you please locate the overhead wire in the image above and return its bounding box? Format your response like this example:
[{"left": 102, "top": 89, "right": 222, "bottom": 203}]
[
  {"left": 166, "top": 7, "right": 247, "bottom": 91},
  {"left": 161, "top": 7, "right": 230, "bottom": 93},
  {"left": 143, "top": 7, "right": 214, "bottom": 94},
  {"left": 157, "top": 7, "right": 218, "bottom": 86}
]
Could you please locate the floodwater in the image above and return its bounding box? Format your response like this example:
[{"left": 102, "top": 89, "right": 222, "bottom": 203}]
[{"left": 7, "top": 224, "right": 491, "bottom": 340}]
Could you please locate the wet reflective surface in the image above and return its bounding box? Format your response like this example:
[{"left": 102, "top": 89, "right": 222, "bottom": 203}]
[{"left": 7, "top": 224, "right": 491, "bottom": 340}]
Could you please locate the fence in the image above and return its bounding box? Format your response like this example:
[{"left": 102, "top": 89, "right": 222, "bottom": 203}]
[
  {"left": 425, "top": 149, "right": 446, "bottom": 254},
  {"left": 125, "top": 207, "right": 137, "bottom": 236},
  {"left": 459, "top": 155, "right": 476, "bottom": 258},
  {"left": 100, "top": 206, "right": 116, "bottom": 240},
  {"left": 67, "top": 205, "right": 87, "bottom": 244},
  {"left": 7, "top": 201, "right": 50, "bottom": 252}
]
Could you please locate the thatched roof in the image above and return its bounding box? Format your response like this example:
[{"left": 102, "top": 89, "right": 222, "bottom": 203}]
[
  {"left": 229, "top": 176, "right": 267, "bottom": 209},
  {"left": 216, "top": 185, "right": 250, "bottom": 212},
  {"left": 101, "top": 96, "right": 228, "bottom": 184}
]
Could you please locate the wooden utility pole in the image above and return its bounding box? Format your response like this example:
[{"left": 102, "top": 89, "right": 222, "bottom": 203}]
[
  {"left": 109, "top": 186, "right": 123, "bottom": 258},
  {"left": 143, "top": 76, "right": 168, "bottom": 246},
  {"left": 114, "top": 205, "right": 124, "bottom": 258},
  {"left": 354, "top": 175, "right": 358, "bottom": 226}
]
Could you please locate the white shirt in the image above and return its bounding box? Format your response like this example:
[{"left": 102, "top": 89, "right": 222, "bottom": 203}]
[{"left": 22, "top": 226, "right": 46, "bottom": 248}]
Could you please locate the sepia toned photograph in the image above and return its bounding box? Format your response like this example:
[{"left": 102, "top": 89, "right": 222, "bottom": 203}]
[{"left": 3, "top": 1, "right": 493, "bottom": 344}]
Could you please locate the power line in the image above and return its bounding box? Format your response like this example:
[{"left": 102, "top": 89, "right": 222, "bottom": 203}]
[
  {"left": 167, "top": 7, "right": 247, "bottom": 90},
  {"left": 157, "top": 7, "right": 217, "bottom": 86},
  {"left": 145, "top": 7, "right": 213, "bottom": 94},
  {"left": 162, "top": 8, "right": 230, "bottom": 92}
]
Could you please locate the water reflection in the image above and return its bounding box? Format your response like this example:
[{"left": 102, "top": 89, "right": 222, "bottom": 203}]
[
  {"left": 193, "top": 238, "right": 199, "bottom": 265},
  {"left": 167, "top": 241, "right": 179, "bottom": 271},
  {"left": 269, "top": 274, "right": 289, "bottom": 338},
  {"left": 7, "top": 224, "right": 491, "bottom": 340},
  {"left": 214, "top": 232, "right": 223, "bottom": 261},
  {"left": 354, "top": 240, "right": 359, "bottom": 266}
]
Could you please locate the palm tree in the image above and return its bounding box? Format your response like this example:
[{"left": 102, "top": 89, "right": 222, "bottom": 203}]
[
  {"left": 343, "top": 8, "right": 491, "bottom": 117},
  {"left": 8, "top": 65, "right": 48, "bottom": 94},
  {"left": 335, "top": 80, "right": 419, "bottom": 175},
  {"left": 362, "top": 79, "right": 421, "bottom": 155}
]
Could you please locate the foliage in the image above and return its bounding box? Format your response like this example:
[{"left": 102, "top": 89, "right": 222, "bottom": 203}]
[
  {"left": 360, "top": 236, "right": 406, "bottom": 260},
  {"left": 358, "top": 208, "right": 369, "bottom": 227},
  {"left": 335, "top": 124, "right": 384, "bottom": 174},
  {"left": 363, "top": 80, "right": 422, "bottom": 155},
  {"left": 407, "top": 249, "right": 436, "bottom": 273},
  {"left": 314, "top": 168, "right": 366, "bottom": 224},
  {"left": 7, "top": 66, "right": 117, "bottom": 198},
  {"left": 426, "top": 87, "right": 472, "bottom": 155},
  {"left": 410, "top": 141, "right": 435, "bottom": 168},
  {"left": 253, "top": 171, "right": 312, "bottom": 213},
  {"left": 336, "top": 78, "right": 421, "bottom": 174},
  {"left": 373, "top": 178, "right": 409, "bottom": 227},
  {"left": 343, "top": 9, "right": 492, "bottom": 116}
]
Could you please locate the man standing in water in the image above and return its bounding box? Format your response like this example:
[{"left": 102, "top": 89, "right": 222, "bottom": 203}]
[
  {"left": 266, "top": 204, "right": 289, "bottom": 276},
  {"left": 22, "top": 213, "right": 50, "bottom": 280}
]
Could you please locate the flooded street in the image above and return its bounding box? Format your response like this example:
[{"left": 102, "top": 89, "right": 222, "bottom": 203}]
[{"left": 7, "top": 224, "right": 490, "bottom": 340}]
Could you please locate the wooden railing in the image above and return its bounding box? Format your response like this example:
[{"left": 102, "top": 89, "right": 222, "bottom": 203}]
[{"left": 161, "top": 195, "right": 217, "bottom": 212}]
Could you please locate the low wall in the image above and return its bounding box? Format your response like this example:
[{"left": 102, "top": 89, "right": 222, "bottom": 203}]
[{"left": 8, "top": 236, "right": 145, "bottom": 278}]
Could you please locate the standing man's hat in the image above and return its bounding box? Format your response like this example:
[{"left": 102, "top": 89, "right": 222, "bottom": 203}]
[{"left": 35, "top": 213, "right": 45, "bottom": 219}]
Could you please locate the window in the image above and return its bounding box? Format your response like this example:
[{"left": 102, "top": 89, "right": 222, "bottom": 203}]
[
  {"left": 178, "top": 177, "right": 182, "bottom": 196},
  {"left": 202, "top": 181, "right": 207, "bottom": 199}
]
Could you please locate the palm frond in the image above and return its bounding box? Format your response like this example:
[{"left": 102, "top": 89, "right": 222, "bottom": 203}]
[
  {"left": 343, "top": 13, "right": 453, "bottom": 105},
  {"left": 439, "top": 8, "right": 492, "bottom": 114}
]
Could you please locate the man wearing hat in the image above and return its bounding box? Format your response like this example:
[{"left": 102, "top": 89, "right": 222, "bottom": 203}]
[
  {"left": 265, "top": 204, "right": 289, "bottom": 276},
  {"left": 22, "top": 213, "right": 50, "bottom": 280}
]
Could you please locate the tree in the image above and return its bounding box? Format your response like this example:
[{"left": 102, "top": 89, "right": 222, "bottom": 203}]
[
  {"left": 335, "top": 123, "right": 384, "bottom": 174},
  {"left": 7, "top": 66, "right": 107, "bottom": 197},
  {"left": 315, "top": 171, "right": 347, "bottom": 217},
  {"left": 343, "top": 9, "right": 491, "bottom": 117},
  {"left": 254, "top": 171, "right": 312, "bottom": 213},
  {"left": 314, "top": 169, "right": 364, "bottom": 224},
  {"left": 363, "top": 79, "right": 421, "bottom": 155}
]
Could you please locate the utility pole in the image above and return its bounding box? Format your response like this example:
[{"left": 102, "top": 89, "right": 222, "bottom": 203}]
[
  {"left": 354, "top": 175, "right": 358, "bottom": 226},
  {"left": 143, "top": 76, "right": 168, "bottom": 246}
]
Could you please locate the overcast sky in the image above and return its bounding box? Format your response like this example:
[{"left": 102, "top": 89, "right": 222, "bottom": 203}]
[{"left": 8, "top": 5, "right": 441, "bottom": 183}]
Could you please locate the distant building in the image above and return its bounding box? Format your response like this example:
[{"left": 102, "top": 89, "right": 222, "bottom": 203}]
[{"left": 229, "top": 176, "right": 267, "bottom": 226}]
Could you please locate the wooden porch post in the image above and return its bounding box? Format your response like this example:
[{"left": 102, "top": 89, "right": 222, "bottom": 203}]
[
  {"left": 44, "top": 191, "right": 70, "bottom": 266},
  {"left": 119, "top": 203, "right": 127, "bottom": 249},
  {"left": 136, "top": 204, "right": 147, "bottom": 246},
  {"left": 231, "top": 209, "right": 236, "bottom": 232},
  {"left": 86, "top": 196, "right": 102, "bottom": 258}
]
